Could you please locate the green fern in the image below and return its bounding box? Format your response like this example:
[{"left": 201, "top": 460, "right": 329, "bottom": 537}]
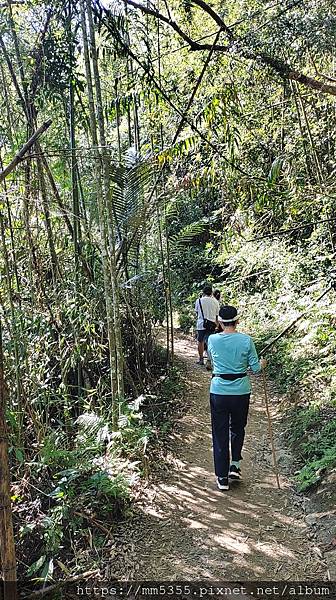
[{"left": 170, "top": 219, "right": 209, "bottom": 254}]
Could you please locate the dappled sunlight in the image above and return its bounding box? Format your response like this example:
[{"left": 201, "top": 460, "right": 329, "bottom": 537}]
[
  {"left": 254, "top": 541, "right": 297, "bottom": 559},
  {"left": 122, "top": 335, "right": 327, "bottom": 580},
  {"left": 181, "top": 518, "right": 208, "bottom": 530},
  {"left": 213, "top": 534, "right": 251, "bottom": 555}
]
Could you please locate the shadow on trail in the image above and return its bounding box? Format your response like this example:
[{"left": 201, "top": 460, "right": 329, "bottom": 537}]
[{"left": 109, "top": 334, "right": 327, "bottom": 581}]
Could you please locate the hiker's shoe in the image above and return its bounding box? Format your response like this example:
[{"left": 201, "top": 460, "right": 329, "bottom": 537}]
[
  {"left": 229, "top": 465, "right": 242, "bottom": 481},
  {"left": 217, "top": 477, "right": 229, "bottom": 491}
]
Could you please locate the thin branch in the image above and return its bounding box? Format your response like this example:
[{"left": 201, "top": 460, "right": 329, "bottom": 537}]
[
  {"left": 0, "top": 120, "right": 52, "bottom": 183},
  {"left": 229, "top": 1, "right": 281, "bottom": 28},
  {"left": 100, "top": 7, "right": 261, "bottom": 179},
  {"left": 29, "top": 9, "right": 53, "bottom": 99},
  {"left": 161, "top": 0, "right": 172, "bottom": 21},
  {"left": 317, "top": 72, "right": 336, "bottom": 83},
  {"left": 244, "top": 0, "right": 304, "bottom": 36},
  {"left": 244, "top": 217, "right": 336, "bottom": 243},
  {"left": 172, "top": 27, "right": 223, "bottom": 141},
  {"left": 191, "top": 0, "right": 233, "bottom": 40},
  {"left": 0, "top": 34, "right": 27, "bottom": 116},
  {"left": 124, "top": 0, "right": 229, "bottom": 51},
  {"left": 261, "top": 284, "right": 333, "bottom": 355},
  {"left": 0, "top": 0, "right": 25, "bottom": 7},
  {"left": 124, "top": 0, "right": 336, "bottom": 97},
  {"left": 309, "top": 53, "right": 336, "bottom": 83},
  {"left": 26, "top": 571, "right": 98, "bottom": 599},
  {"left": 117, "top": 29, "right": 226, "bottom": 268}
]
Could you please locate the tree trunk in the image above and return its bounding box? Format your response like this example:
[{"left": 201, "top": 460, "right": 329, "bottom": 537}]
[{"left": 0, "top": 317, "right": 17, "bottom": 600}]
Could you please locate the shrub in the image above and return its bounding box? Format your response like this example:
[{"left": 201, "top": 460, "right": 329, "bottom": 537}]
[{"left": 178, "top": 309, "right": 194, "bottom": 334}]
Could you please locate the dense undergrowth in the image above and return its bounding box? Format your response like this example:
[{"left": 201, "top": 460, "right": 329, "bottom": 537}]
[
  {"left": 177, "top": 227, "right": 336, "bottom": 492},
  {"left": 1, "top": 0, "right": 335, "bottom": 586},
  {"left": 13, "top": 346, "right": 184, "bottom": 582}
]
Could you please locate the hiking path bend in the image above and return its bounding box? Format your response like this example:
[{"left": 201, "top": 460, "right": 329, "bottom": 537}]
[{"left": 111, "top": 334, "right": 329, "bottom": 581}]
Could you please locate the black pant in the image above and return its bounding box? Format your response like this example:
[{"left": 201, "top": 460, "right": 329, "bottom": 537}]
[{"left": 210, "top": 393, "right": 250, "bottom": 478}]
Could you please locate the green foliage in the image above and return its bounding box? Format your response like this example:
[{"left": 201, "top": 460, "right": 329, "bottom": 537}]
[
  {"left": 1, "top": 0, "right": 336, "bottom": 582},
  {"left": 284, "top": 405, "right": 335, "bottom": 489},
  {"left": 15, "top": 348, "right": 184, "bottom": 580},
  {"left": 257, "top": 338, "right": 315, "bottom": 393},
  {"left": 23, "top": 451, "right": 130, "bottom": 580},
  {"left": 158, "top": 365, "right": 184, "bottom": 401},
  {"left": 117, "top": 402, "right": 154, "bottom": 461},
  {"left": 296, "top": 449, "right": 336, "bottom": 491},
  {"left": 178, "top": 308, "right": 194, "bottom": 334},
  {"left": 27, "top": 554, "right": 55, "bottom": 582},
  {"left": 228, "top": 238, "right": 336, "bottom": 493},
  {"left": 51, "top": 465, "right": 130, "bottom": 512}
]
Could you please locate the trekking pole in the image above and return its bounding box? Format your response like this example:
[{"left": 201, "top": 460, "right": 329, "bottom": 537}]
[{"left": 261, "top": 359, "right": 281, "bottom": 489}]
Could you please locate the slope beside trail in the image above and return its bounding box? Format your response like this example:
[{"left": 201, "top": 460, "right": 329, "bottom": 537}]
[{"left": 110, "top": 334, "right": 328, "bottom": 581}]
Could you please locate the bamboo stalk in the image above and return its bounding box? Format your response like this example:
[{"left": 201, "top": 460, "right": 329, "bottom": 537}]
[
  {"left": 290, "top": 81, "right": 313, "bottom": 181},
  {"left": 0, "top": 206, "right": 23, "bottom": 438},
  {"left": 68, "top": 0, "right": 83, "bottom": 403},
  {"left": 115, "top": 77, "right": 122, "bottom": 164},
  {"left": 1, "top": 173, "right": 21, "bottom": 305},
  {"left": 0, "top": 64, "right": 14, "bottom": 146},
  {"left": 38, "top": 147, "right": 74, "bottom": 238},
  {"left": 295, "top": 82, "right": 335, "bottom": 252},
  {"left": 22, "top": 155, "right": 38, "bottom": 301},
  {"left": 154, "top": 11, "right": 170, "bottom": 363},
  {"left": 86, "top": 0, "right": 125, "bottom": 407},
  {"left": 79, "top": 0, "right": 119, "bottom": 424},
  {"left": 36, "top": 158, "right": 60, "bottom": 283}
]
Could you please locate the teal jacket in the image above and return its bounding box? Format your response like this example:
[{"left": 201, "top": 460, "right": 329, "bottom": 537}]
[{"left": 207, "top": 332, "right": 261, "bottom": 395}]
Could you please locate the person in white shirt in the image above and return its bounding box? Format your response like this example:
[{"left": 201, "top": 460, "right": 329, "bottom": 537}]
[{"left": 194, "top": 285, "right": 219, "bottom": 365}]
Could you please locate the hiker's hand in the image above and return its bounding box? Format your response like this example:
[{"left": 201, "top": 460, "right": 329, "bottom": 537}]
[
  {"left": 206, "top": 358, "right": 212, "bottom": 371},
  {"left": 260, "top": 358, "right": 267, "bottom": 369}
]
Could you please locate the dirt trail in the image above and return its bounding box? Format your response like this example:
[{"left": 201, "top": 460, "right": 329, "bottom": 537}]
[{"left": 111, "top": 335, "right": 328, "bottom": 580}]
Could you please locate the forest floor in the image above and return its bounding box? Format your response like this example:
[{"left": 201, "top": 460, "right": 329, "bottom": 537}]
[{"left": 108, "top": 333, "right": 335, "bottom": 581}]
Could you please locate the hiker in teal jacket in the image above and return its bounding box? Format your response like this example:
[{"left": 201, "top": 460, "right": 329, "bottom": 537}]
[{"left": 207, "top": 305, "right": 266, "bottom": 491}]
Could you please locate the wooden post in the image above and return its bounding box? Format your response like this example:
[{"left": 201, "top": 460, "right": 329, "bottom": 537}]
[
  {"left": 261, "top": 363, "right": 281, "bottom": 490},
  {"left": 0, "top": 317, "right": 18, "bottom": 599}
]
